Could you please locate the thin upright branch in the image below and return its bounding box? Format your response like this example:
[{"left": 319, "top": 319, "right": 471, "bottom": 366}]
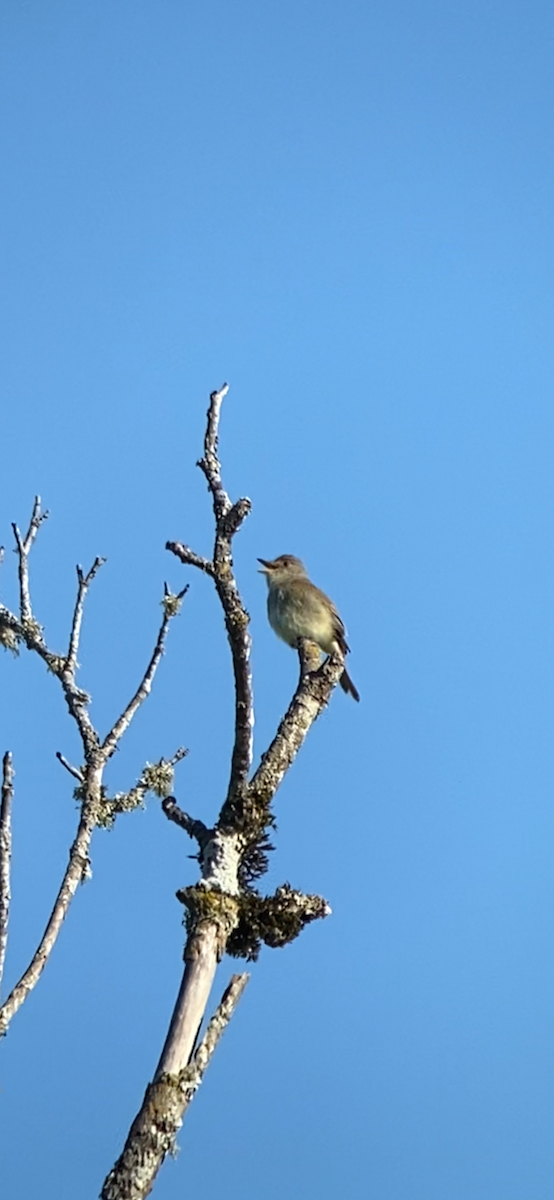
[
  {"left": 167, "top": 385, "right": 254, "bottom": 805},
  {"left": 0, "top": 752, "right": 14, "bottom": 995},
  {"left": 217, "top": 568, "right": 253, "bottom": 803},
  {"left": 198, "top": 382, "right": 231, "bottom": 521},
  {"left": 102, "top": 587, "right": 187, "bottom": 760},
  {"left": 12, "top": 495, "right": 48, "bottom": 623},
  {"left": 67, "top": 557, "right": 106, "bottom": 674},
  {"left": 204, "top": 390, "right": 253, "bottom": 798}
]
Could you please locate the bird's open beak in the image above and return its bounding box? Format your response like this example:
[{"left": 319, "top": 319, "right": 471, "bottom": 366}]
[{"left": 257, "top": 557, "right": 273, "bottom": 574}]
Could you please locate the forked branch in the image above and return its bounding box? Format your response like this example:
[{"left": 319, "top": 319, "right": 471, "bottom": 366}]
[
  {"left": 0, "top": 512, "right": 186, "bottom": 1038},
  {"left": 101, "top": 973, "right": 248, "bottom": 1200},
  {"left": 106, "top": 386, "right": 339, "bottom": 1199},
  {"left": 67, "top": 558, "right": 107, "bottom": 674},
  {"left": 12, "top": 495, "right": 48, "bottom": 623},
  {"left": 168, "top": 384, "right": 254, "bottom": 805}
]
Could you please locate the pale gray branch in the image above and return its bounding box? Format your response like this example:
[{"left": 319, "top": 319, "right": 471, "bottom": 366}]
[
  {"left": 187, "top": 970, "right": 249, "bottom": 1077},
  {"left": 0, "top": 752, "right": 14, "bottom": 995},
  {"left": 201, "top": 390, "right": 254, "bottom": 798},
  {"left": 0, "top": 780, "right": 99, "bottom": 1038},
  {"left": 101, "top": 972, "right": 248, "bottom": 1200},
  {"left": 1, "top": 515, "right": 188, "bottom": 1039},
  {"left": 67, "top": 557, "right": 106, "bottom": 674},
  {"left": 167, "top": 386, "right": 254, "bottom": 804},
  {"left": 164, "top": 542, "right": 214, "bottom": 575},
  {"left": 248, "top": 653, "right": 344, "bottom": 804},
  {"left": 56, "top": 751, "right": 84, "bottom": 782},
  {"left": 0, "top": 603, "right": 99, "bottom": 758},
  {"left": 155, "top": 921, "right": 222, "bottom": 1078},
  {"left": 198, "top": 382, "right": 231, "bottom": 521},
  {"left": 101, "top": 383, "right": 348, "bottom": 1197},
  {"left": 12, "top": 496, "right": 48, "bottom": 623},
  {"left": 102, "top": 589, "right": 186, "bottom": 760}
]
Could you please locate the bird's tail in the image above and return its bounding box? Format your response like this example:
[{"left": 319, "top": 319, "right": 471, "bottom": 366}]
[{"left": 340, "top": 667, "right": 360, "bottom": 702}]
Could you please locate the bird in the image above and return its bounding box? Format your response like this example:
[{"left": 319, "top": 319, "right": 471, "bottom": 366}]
[{"left": 258, "top": 554, "right": 360, "bottom": 701}]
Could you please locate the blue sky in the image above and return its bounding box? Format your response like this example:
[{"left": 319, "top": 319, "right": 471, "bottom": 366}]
[{"left": 2, "top": 2, "right": 554, "bottom": 1197}]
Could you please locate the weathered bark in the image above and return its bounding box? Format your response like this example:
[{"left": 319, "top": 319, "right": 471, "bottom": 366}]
[
  {"left": 101, "top": 974, "right": 248, "bottom": 1200},
  {"left": 156, "top": 921, "right": 223, "bottom": 1077},
  {"left": 102, "top": 386, "right": 346, "bottom": 1198},
  {"left": 0, "top": 752, "right": 14, "bottom": 996}
]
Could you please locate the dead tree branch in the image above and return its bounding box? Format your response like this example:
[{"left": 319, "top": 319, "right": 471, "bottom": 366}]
[
  {"left": 248, "top": 651, "right": 345, "bottom": 805},
  {"left": 56, "top": 752, "right": 84, "bottom": 783},
  {"left": 0, "top": 752, "right": 14, "bottom": 995},
  {"left": 67, "top": 557, "right": 106, "bottom": 674},
  {"left": 101, "top": 973, "right": 248, "bottom": 1200},
  {"left": 198, "top": 383, "right": 254, "bottom": 803},
  {"left": 165, "top": 544, "right": 214, "bottom": 576},
  {"left": 102, "top": 586, "right": 188, "bottom": 761},
  {"left": 161, "top": 796, "right": 210, "bottom": 846},
  {"left": 12, "top": 495, "right": 49, "bottom": 624},
  {"left": 0, "top": 513, "right": 185, "bottom": 1038},
  {"left": 0, "top": 795, "right": 99, "bottom": 1035},
  {"left": 106, "top": 385, "right": 339, "bottom": 1198}
]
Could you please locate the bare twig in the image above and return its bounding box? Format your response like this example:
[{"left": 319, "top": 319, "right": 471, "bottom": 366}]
[
  {"left": 0, "top": 752, "right": 14, "bottom": 995},
  {"left": 12, "top": 495, "right": 48, "bottom": 623},
  {"left": 67, "top": 557, "right": 106, "bottom": 674},
  {"left": 161, "top": 797, "right": 209, "bottom": 845},
  {"left": 164, "top": 543, "right": 214, "bottom": 575},
  {"left": 55, "top": 752, "right": 84, "bottom": 782},
  {"left": 102, "top": 587, "right": 187, "bottom": 760},
  {"left": 101, "top": 973, "right": 248, "bottom": 1200}
]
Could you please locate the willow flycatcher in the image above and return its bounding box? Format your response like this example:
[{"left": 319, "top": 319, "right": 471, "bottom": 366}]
[{"left": 258, "top": 554, "right": 360, "bottom": 701}]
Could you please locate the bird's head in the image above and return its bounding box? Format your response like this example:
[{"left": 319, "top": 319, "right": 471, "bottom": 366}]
[{"left": 258, "top": 554, "right": 308, "bottom": 584}]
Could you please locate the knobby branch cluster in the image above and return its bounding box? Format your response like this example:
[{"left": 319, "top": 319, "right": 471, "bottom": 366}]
[
  {"left": 102, "top": 385, "right": 346, "bottom": 1200},
  {"left": 0, "top": 499, "right": 187, "bottom": 1030}
]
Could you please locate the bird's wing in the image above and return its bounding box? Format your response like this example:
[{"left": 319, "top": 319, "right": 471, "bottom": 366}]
[{"left": 314, "top": 585, "right": 350, "bottom": 655}]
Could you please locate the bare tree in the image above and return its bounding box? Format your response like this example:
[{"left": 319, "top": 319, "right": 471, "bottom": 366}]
[
  {"left": 0, "top": 387, "right": 349, "bottom": 1199},
  {"left": 0, "top": 502, "right": 187, "bottom": 1034}
]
